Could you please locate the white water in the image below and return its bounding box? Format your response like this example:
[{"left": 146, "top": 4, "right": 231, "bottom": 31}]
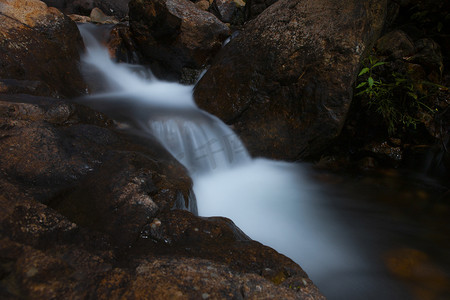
[{"left": 77, "top": 24, "right": 411, "bottom": 299}]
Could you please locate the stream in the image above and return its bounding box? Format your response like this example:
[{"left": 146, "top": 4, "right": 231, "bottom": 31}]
[{"left": 77, "top": 24, "right": 450, "bottom": 300}]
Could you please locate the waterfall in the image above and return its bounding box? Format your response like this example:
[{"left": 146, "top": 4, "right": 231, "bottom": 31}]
[
  {"left": 78, "top": 24, "right": 250, "bottom": 175},
  {"left": 77, "top": 24, "right": 412, "bottom": 300}
]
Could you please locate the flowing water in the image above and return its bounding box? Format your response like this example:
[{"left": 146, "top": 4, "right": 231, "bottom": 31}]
[{"left": 77, "top": 24, "right": 450, "bottom": 300}]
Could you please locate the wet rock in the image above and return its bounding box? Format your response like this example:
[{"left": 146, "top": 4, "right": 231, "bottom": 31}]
[
  {"left": 116, "top": 257, "right": 322, "bottom": 299},
  {"left": 195, "top": 0, "right": 210, "bottom": 11},
  {"left": 68, "top": 13, "right": 92, "bottom": 22},
  {"left": 0, "top": 79, "right": 54, "bottom": 96},
  {"left": 195, "top": 0, "right": 388, "bottom": 160},
  {"left": 129, "top": 0, "right": 230, "bottom": 79},
  {"left": 42, "top": 0, "right": 130, "bottom": 19},
  {"left": 0, "top": 0, "right": 87, "bottom": 98},
  {"left": 90, "top": 7, "right": 119, "bottom": 24},
  {"left": 211, "top": 0, "right": 245, "bottom": 23},
  {"left": 66, "top": 0, "right": 95, "bottom": 15},
  {"left": 128, "top": 209, "right": 325, "bottom": 299},
  {"left": 407, "top": 38, "right": 444, "bottom": 79},
  {"left": 385, "top": 0, "right": 400, "bottom": 30},
  {"left": 93, "top": 0, "right": 130, "bottom": 19},
  {"left": 364, "top": 140, "right": 403, "bottom": 166},
  {"left": 0, "top": 94, "right": 325, "bottom": 299},
  {"left": 244, "top": 0, "right": 278, "bottom": 20},
  {"left": 0, "top": 93, "right": 191, "bottom": 244},
  {"left": 107, "top": 24, "right": 140, "bottom": 63},
  {"left": 375, "top": 30, "right": 415, "bottom": 59}
]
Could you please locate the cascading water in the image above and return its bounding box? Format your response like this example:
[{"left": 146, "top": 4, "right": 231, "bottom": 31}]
[{"left": 77, "top": 24, "right": 420, "bottom": 299}]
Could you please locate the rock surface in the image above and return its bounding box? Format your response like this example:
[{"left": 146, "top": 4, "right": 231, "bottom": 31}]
[
  {"left": 0, "top": 0, "right": 87, "bottom": 98},
  {"left": 129, "top": 0, "right": 230, "bottom": 79},
  {"left": 194, "top": 0, "right": 388, "bottom": 160},
  {"left": 107, "top": 23, "right": 141, "bottom": 63},
  {"left": 41, "top": 0, "right": 130, "bottom": 19},
  {"left": 211, "top": 0, "right": 245, "bottom": 23},
  {"left": 244, "top": 0, "right": 278, "bottom": 20},
  {"left": 0, "top": 94, "right": 325, "bottom": 299},
  {"left": 375, "top": 30, "right": 415, "bottom": 59},
  {"left": 89, "top": 7, "right": 119, "bottom": 24}
]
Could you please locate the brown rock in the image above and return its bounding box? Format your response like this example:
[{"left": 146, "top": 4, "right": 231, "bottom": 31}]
[
  {"left": 364, "top": 141, "right": 403, "bottom": 163},
  {"left": 195, "top": 0, "right": 210, "bottom": 11},
  {"left": 68, "top": 13, "right": 92, "bottom": 22},
  {"left": 90, "top": 7, "right": 119, "bottom": 24},
  {"left": 42, "top": 0, "right": 130, "bottom": 19},
  {"left": 0, "top": 94, "right": 325, "bottom": 299},
  {"left": 211, "top": 0, "right": 244, "bottom": 23},
  {"left": 129, "top": 0, "right": 230, "bottom": 79},
  {"left": 107, "top": 23, "right": 140, "bottom": 63},
  {"left": 0, "top": 0, "right": 87, "bottom": 98},
  {"left": 92, "top": 0, "right": 130, "bottom": 19},
  {"left": 408, "top": 38, "right": 444, "bottom": 78},
  {"left": 0, "top": 79, "right": 54, "bottom": 96},
  {"left": 375, "top": 30, "right": 415, "bottom": 59},
  {"left": 244, "top": 0, "right": 278, "bottom": 20},
  {"left": 195, "top": 0, "right": 388, "bottom": 160},
  {"left": 0, "top": 93, "right": 190, "bottom": 246}
]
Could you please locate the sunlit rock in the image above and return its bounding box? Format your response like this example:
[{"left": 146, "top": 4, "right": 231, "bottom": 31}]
[
  {"left": 90, "top": 7, "right": 119, "bottom": 24},
  {"left": 195, "top": 0, "right": 210, "bottom": 11},
  {"left": 0, "top": 0, "right": 87, "bottom": 98}
]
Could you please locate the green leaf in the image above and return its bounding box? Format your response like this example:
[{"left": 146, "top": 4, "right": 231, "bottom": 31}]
[
  {"left": 356, "top": 82, "right": 367, "bottom": 89},
  {"left": 372, "top": 61, "right": 386, "bottom": 68},
  {"left": 407, "top": 91, "right": 418, "bottom": 100},
  {"left": 395, "top": 78, "right": 404, "bottom": 85},
  {"left": 358, "top": 67, "right": 370, "bottom": 76},
  {"left": 368, "top": 77, "right": 374, "bottom": 88},
  {"left": 356, "top": 90, "right": 366, "bottom": 96}
]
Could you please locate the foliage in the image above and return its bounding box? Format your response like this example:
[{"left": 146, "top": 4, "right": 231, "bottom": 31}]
[
  {"left": 408, "top": 2, "right": 450, "bottom": 36},
  {"left": 355, "top": 55, "right": 441, "bottom": 136}
]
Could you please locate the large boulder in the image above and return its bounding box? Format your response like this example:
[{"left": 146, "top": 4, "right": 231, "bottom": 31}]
[
  {"left": 0, "top": 0, "right": 87, "bottom": 98},
  {"left": 194, "top": 0, "right": 388, "bottom": 160},
  {"left": 0, "top": 94, "right": 325, "bottom": 299},
  {"left": 128, "top": 0, "right": 230, "bottom": 80},
  {"left": 0, "top": 94, "right": 191, "bottom": 246}
]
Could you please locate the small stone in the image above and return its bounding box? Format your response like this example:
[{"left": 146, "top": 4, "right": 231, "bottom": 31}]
[
  {"left": 150, "top": 218, "right": 162, "bottom": 229},
  {"left": 90, "top": 7, "right": 118, "bottom": 24},
  {"left": 195, "top": 0, "right": 210, "bottom": 10}
]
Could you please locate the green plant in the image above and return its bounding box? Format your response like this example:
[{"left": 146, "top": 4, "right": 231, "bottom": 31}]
[{"left": 355, "top": 55, "right": 439, "bottom": 136}]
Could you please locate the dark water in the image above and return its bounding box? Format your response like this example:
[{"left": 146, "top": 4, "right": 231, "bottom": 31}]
[{"left": 312, "top": 167, "right": 450, "bottom": 299}]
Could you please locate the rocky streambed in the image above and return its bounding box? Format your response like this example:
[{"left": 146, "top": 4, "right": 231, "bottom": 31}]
[{"left": 1, "top": 0, "right": 449, "bottom": 299}]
